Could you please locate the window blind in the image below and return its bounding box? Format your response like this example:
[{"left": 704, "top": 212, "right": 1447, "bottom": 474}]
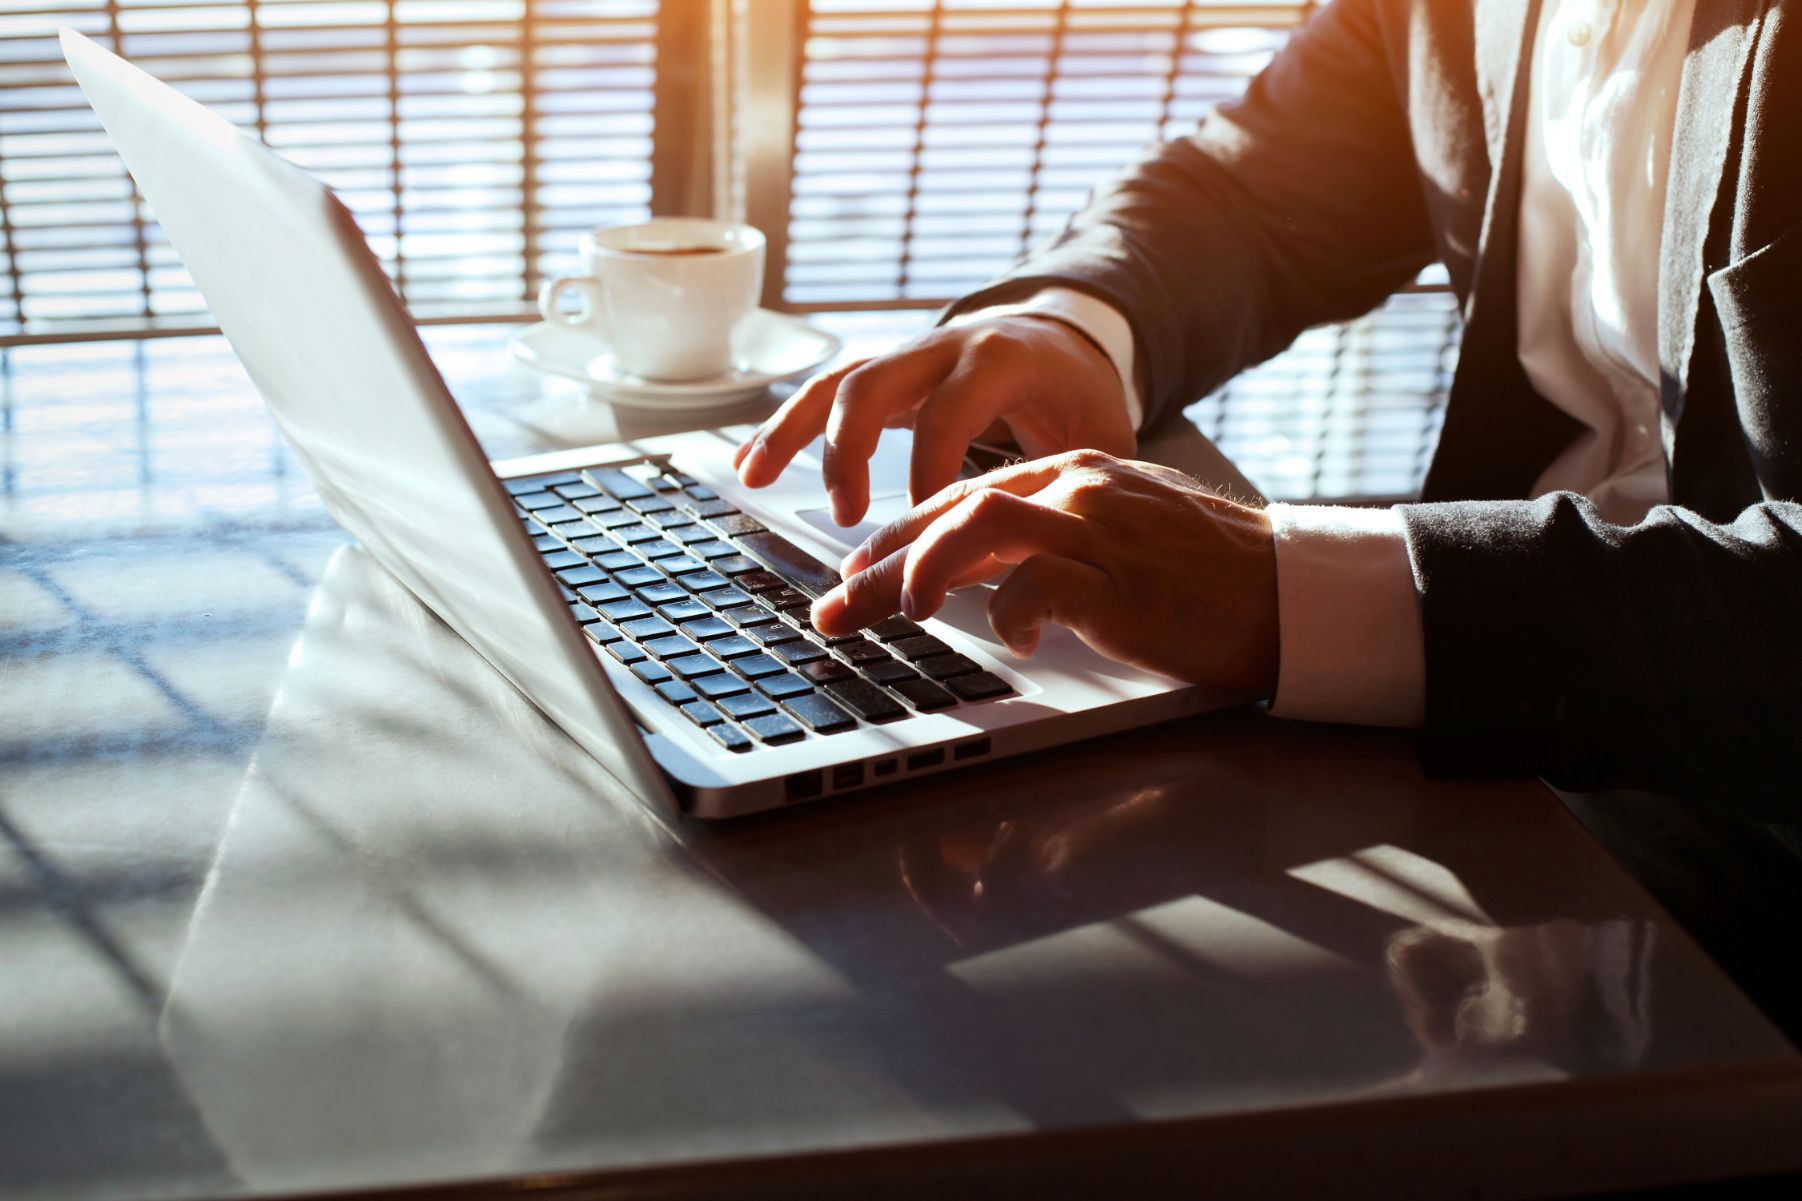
[
  {"left": 781, "top": 0, "right": 1321, "bottom": 308},
  {"left": 0, "top": 0, "right": 662, "bottom": 340}
]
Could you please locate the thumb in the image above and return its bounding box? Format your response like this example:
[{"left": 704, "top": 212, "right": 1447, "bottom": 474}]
[{"left": 986, "top": 554, "right": 1112, "bottom": 658}]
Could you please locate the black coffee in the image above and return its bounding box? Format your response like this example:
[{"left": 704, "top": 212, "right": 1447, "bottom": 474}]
[{"left": 627, "top": 245, "right": 726, "bottom": 256}]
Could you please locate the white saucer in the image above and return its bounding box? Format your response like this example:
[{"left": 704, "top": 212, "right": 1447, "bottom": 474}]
[{"left": 509, "top": 309, "right": 842, "bottom": 409}]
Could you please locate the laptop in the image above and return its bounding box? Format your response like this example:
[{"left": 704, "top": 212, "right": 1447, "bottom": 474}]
[{"left": 63, "top": 29, "right": 1217, "bottom": 818}]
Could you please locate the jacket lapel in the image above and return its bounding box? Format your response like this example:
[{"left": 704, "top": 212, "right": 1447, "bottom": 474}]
[
  {"left": 1657, "top": 0, "right": 1766, "bottom": 430},
  {"left": 1424, "top": 0, "right": 1581, "bottom": 502}
]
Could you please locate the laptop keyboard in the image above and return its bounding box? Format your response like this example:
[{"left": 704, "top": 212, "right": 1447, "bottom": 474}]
[{"left": 506, "top": 462, "right": 1015, "bottom": 753}]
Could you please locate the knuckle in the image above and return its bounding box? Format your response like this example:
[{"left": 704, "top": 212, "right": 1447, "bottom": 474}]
[{"left": 1064, "top": 447, "right": 1116, "bottom": 470}]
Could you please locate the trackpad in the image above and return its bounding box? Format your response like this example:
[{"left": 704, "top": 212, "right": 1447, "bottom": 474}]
[{"left": 794, "top": 492, "right": 913, "bottom": 557}]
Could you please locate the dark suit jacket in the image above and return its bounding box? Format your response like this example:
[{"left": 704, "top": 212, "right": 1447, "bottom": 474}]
[{"left": 946, "top": 0, "right": 1802, "bottom": 816}]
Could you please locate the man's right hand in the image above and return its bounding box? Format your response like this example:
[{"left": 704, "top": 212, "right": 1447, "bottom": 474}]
[{"left": 731, "top": 313, "right": 1137, "bottom": 527}]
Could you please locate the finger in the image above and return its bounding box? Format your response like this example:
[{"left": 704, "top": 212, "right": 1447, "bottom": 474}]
[
  {"left": 822, "top": 342, "right": 960, "bottom": 525},
  {"left": 900, "top": 488, "right": 1092, "bottom": 620},
  {"left": 811, "top": 548, "right": 1004, "bottom": 637},
  {"left": 839, "top": 452, "right": 1078, "bottom": 575},
  {"left": 987, "top": 554, "right": 1113, "bottom": 657},
  {"left": 736, "top": 360, "right": 861, "bottom": 487},
  {"left": 905, "top": 363, "right": 1007, "bottom": 508}
]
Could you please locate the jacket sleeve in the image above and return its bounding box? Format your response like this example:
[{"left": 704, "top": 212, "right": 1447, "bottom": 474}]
[
  {"left": 1401, "top": 494, "right": 1802, "bottom": 819},
  {"left": 942, "top": 0, "right": 1438, "bottom": 426}
]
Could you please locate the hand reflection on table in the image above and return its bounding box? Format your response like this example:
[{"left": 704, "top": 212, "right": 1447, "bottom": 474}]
[{"left": 1386, "top": 918, "right": 1655, "bottom": 1081}]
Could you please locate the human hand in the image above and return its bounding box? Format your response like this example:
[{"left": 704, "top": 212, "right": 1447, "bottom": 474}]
[
  {"left": 809, "top": 450, "right": 1280, "bottom": 700},
  {"left": 731, "top": 314, "right": 1136, "bottom": 527}
]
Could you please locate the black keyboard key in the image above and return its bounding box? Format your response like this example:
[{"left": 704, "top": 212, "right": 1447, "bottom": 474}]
[
  {"left": 568, "top": 602, "right": 602, "bottom": 625},
  {"left": 595, "top": 550, "right": 640, "bottom": 572},
  {"left": 731, "top": 651, "right": 786, "bottom": 678},
  {"left": 667, "top": 653, "right": 724, "bottom": 679},
  {"left": 557, "top": 565, "right": 609, "bottom": 587},
  {"left": 710, "top": 635, "right": 760, "bottom": 659},
  {"left": 893, "top": 677, "right": 958, "bottom": 711},
  {"left": 864, "top": 660, "right": 918, "bottom": 685},
  {"left": 504, "top": 475, "right": 566, "bottom": 496},
  {"left": 573, "top": 495, "right": 621, "bottom": 514},
  {"left": 755, "top": 672, "right": 815, "bottom": 700},
  {"left": 688, "top": 499, "right": 740, "bottom": 518},
  {"left": 748, "top": 621, "right": 802, "bottom": 646},
  {"left": 680, "top": 616, "right": 735, "bottom": 641},
  {"left": 719, "top": 692, "right": 775, "bottom": 720},
  {"left": 613, "top": 524, "right": 661, "bottom": 544},
  {"left": 637, "top": 582, "right": 688, "bottom": 606},
  {"left": 772, "top": 640, "right": 828, "bottom": 666},
  {"left": 548, "top": 520, "right": 592, "bottom": 541},
  {"left": 707, "top": 723, "right": 753, "bottom": 753},
  {"left": 684, "top": 484, "right": 718, "bottom": 502},
  {"left": 680, "top": 571, "right": 732, "bottom": 593},
  {"left": 587, "top": 467, "right": 653, "bottom": 501},
  {"left": 606, "top": 640, "right": 647, "bottom": 665},
  {"left": 657, "top": 599, "right": 712, "bottom": 623},
  {"left": 703, "top": 587, "right": 754, "bottom": 610},
  {"left": 659, "top": 556, "right": 706, "bottom": 575},
  {"left": 841, "top": 640, "right": 891, "bottom": 665},
  {"left": 532, "top": 505, "right": 583, "bottom": 526},
  {"left": 693, "top": 672, "right": 750, "bottom": 700},
  {"left": 711, "top": 513, "right": 766, "bottom": 536},
  {"left": 513, "top": 491, "right": 564, "bottom": 510},
  {"left": 614, "top": 565, "right": 665, "bottom": 588},
  {"left": 631, "top": 660, "right": 672, "bottom": 685},
  {"left": 554, "top": 482, "right": 601, "bottom": 500},
  {"left": 578, "top": 581, "right": 630, "bottom": 605},
  {"left": 583, "top": 621, "right": 623, "bottom": 645},
  {"left": 868, "top": 615, "right": 926, "bottom": 642},
  {"left": 744, "top": 713, "right": 805, "bottom": 745},
  {"left": 680, "top": 700, "right": 725, "bottom": 727},
  {"left": 722, "top": 605, "right": 778, "bottom": 629},
  {"left": 591, "top": 509, "right": 642, "bottom": 530},
  {"left": 825, "top": 678, "right": 906, "bottom": 722},
  {"left": 918, "top": 653, "right": 981, "bottom": 680},
  {"left": 618, "top": 617, "right": 673, "bottom": 643},
  {"left": 649, "top": 510, "right": 695, "bottom": 530},
  {"left": 670, "top": 525, "right": 714, "bottom": 545},
  {"left": 597, "top": 598, "right": 652, "bottom": 623},
  {"left": 644, "top": 634, "right": 700, "bottom": 659},
  {"left": 781, "top": 692, "right": 856, "bottom": 733},
  {"left": 765, "top": 587, "right": 810, "bottom": 611},
  {"left": 533, "top": 534, "right": 562, "bottom": 553},
  {"left": 690, "top": 540, "right": 738, "bottom": 560},
  {"left": 627, "top": 495, "right": 675, "bottom": 515},
  {"left": 893, "top": 634, "right": 953, "bottom": 662},
  {"left": 656, "top": 680, "right": 697, "bottom": 705},
  {"left": 543, "top": 550, "right": 586, "bottom": 571},
  {"left": 801, "top": 658, "right": 853, "bottom": 684},
  {"left": 558, "top": 584, "right": 579, "bottom": 601},
  {"left": 638, "top": 540, "right": 684, "bottom": 560},
  {"left": 713, "top": 554, "right": 761, "bottom": 576},
  {"left": 736, "top": 530, "right": 841, "bottom": 596},
  {"left": 946, "top": 671, "right": 1012, "bottom": 701},
  {"left": 738, "top": 571, "right": 785, "bottom": 593}
]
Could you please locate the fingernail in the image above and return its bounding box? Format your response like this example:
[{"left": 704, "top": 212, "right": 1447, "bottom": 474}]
[
  {"left": 811, "top": 589, "right": 844, "bottom": 631},
  {"left": 828, "top": 484, "right": 851, "bottom": 526},
  {"left": 1004, "top": 630, "right": 1039, "bottom": 659},
  {"left": 899, "top": 586, "right": 918, "bottom": 620},
  {"left": 740, "top": 440, "right": 767, "bottom": 482}
]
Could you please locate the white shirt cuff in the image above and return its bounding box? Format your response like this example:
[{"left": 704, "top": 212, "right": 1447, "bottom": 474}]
[
  {"left": 1266, "top": 503, "right": 1426, "bottom": 728},
  {"left": 949, "top": 287, "right": 1145, "bottom": 429}
]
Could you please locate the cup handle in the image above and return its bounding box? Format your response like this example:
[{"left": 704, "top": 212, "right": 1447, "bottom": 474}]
[{"left": 537, "top": 275, "right": 608, "bottom": 338}]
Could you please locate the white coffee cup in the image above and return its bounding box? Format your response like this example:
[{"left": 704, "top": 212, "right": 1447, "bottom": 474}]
[{"left": 537, "top": 218, "right": 765, "bottom": 382}]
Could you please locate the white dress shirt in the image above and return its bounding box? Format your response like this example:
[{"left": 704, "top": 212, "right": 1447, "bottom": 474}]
[{"left": 969, "top": 0, "right": 1696, "bottom": 726}]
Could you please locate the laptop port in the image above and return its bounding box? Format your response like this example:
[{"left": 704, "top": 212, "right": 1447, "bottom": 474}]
[
  {"left": 953, "top": 737, "right": 991, "bottom": 762},
  {"left": 906, "top": 748, "right": 945, "bottom": 772},
  {"left": 831, "top": 763, "right": 864, "bottom": 790},
  {"left": 784, "top": 771, "right": 823, "bottom": 802},
  {"left": 872, "top": 758, "right": 898, "bottom": 778}
]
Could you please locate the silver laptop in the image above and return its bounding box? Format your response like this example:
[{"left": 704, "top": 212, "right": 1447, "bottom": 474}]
[{"left": 64, "top": 29, "right": 1216, "bottom": 818}]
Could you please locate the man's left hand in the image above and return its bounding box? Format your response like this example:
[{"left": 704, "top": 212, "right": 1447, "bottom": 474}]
[{"left": 810, "top": 450, "right": 1281, "bottom": 701}]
